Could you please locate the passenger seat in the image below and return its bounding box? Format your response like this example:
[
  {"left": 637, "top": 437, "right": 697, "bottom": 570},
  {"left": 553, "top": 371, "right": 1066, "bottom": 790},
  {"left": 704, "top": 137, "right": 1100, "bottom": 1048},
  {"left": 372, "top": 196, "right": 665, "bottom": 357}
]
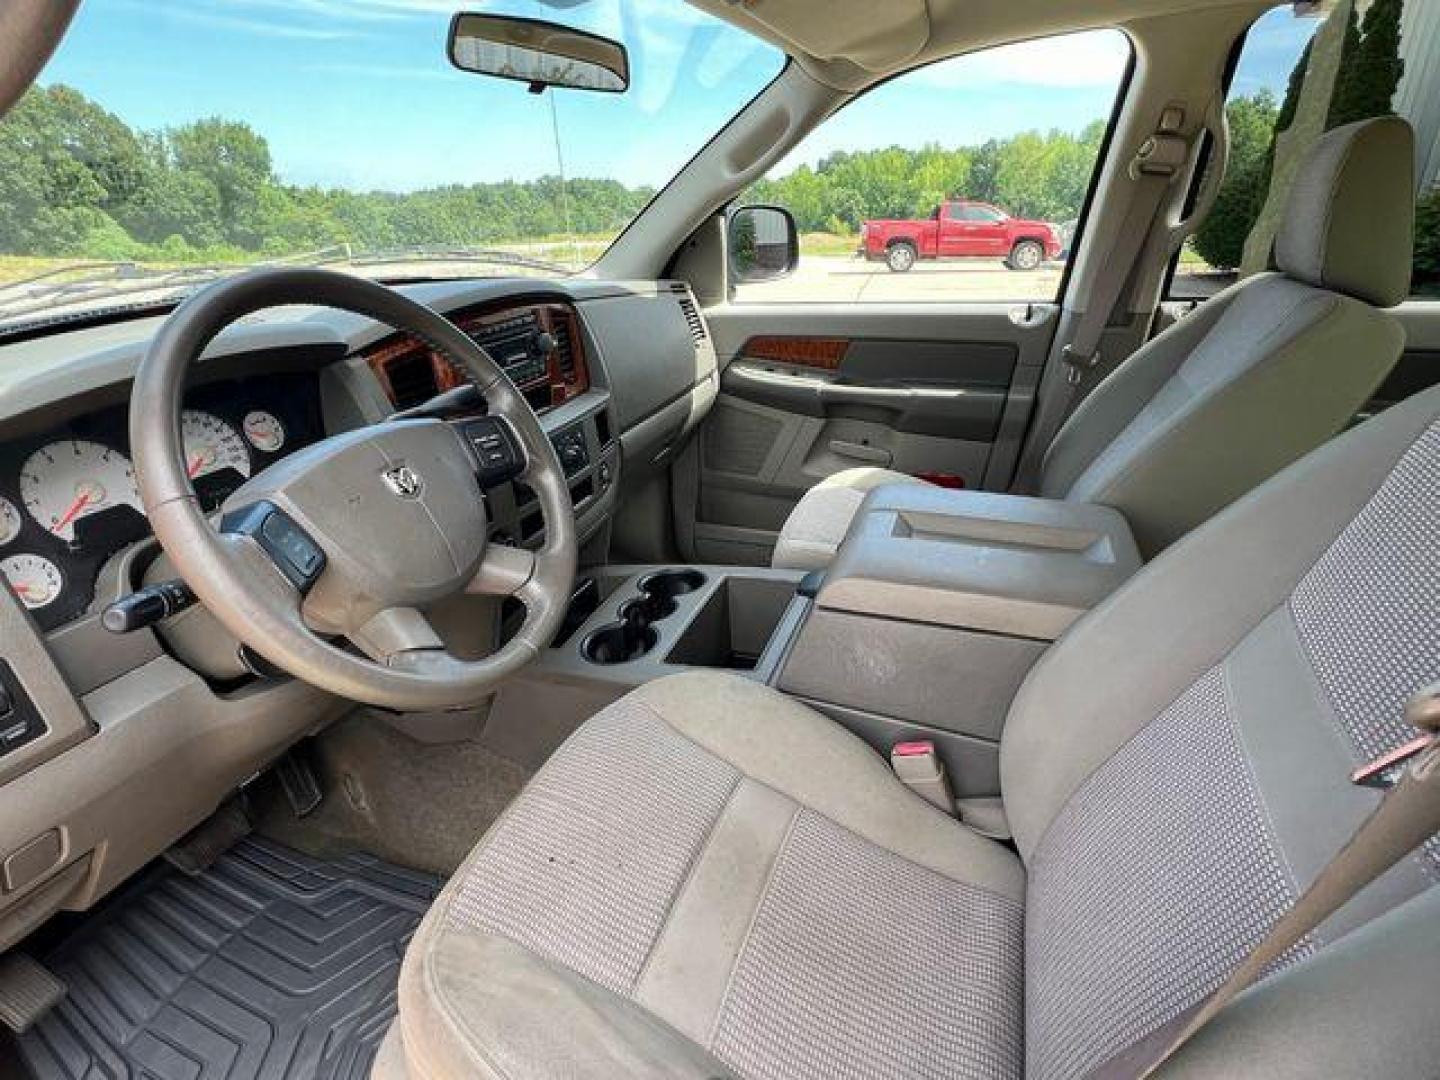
[{"left": 773, "top": 116, "right": 1415, "bottom": 567}]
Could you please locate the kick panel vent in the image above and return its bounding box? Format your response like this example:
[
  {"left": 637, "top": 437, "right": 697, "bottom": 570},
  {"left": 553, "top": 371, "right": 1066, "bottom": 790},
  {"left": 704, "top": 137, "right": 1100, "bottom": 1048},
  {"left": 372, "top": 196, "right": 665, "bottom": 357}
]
[
  {"left": 705, "top": 401, "right": 783, "bottom": 476},
  {"left": 671, "top": 282, "right": 708, "bottom": 346}
]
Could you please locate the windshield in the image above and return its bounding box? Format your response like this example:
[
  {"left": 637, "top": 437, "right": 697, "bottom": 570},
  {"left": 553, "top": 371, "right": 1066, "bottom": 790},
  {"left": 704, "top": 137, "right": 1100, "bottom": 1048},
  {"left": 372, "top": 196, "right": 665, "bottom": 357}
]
[{"left": 0, "top": 0, "right": 783, "bottom": 332}]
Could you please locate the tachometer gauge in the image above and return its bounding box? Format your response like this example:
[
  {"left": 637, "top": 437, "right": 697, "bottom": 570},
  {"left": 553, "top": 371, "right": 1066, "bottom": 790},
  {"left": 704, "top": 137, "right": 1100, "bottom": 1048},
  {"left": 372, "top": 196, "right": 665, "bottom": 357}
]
[
  {"left": 182, "top": 410, "right": 251, "bottom": 480},
  {"left": 0, "top": 497, "right": 20, "bottom": 545},
  {"left": 19, "top": 440, "right": 141, "bottom": 542},
  {"left": 242, "top": 410, "right": 286, "bottom": 454},
  {"left": 1, "top": 553, "right": 63, "bottom": 610}
]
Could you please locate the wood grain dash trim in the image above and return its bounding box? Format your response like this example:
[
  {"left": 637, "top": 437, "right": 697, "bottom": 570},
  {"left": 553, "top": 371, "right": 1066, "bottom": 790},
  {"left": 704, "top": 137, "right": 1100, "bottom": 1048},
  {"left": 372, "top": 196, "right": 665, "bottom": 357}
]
[{"left": 742, "top": 336, "right": 850, "bottom": 371}]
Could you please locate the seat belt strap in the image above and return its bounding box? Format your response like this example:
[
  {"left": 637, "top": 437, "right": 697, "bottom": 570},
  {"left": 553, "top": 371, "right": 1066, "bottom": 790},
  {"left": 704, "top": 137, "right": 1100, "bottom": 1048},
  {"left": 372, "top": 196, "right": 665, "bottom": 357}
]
[
  {"left": 1063, "top": 107, "right": 1191, "bottom": 382},
  {"left": 1088, "top": 681, "right": 1440, "bottom": 1080},
  {"left": 1014, "top": 109, "right": 1192, "bottom": 490}
]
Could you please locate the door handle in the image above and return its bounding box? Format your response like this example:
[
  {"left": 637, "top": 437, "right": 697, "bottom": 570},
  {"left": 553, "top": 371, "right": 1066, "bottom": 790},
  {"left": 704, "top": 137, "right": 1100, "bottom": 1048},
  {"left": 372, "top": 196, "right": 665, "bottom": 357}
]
[{"left": 828, "top": 439, "right": 893, "bottom": 465}]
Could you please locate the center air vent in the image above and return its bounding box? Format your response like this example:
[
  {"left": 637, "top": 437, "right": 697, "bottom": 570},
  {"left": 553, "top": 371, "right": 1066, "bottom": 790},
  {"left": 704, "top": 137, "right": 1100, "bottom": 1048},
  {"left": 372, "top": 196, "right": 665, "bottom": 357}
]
[
  {"left": 385, "top": 350, "right": 439, "bottom": 409},
  {"left": 551, "top": 318, "right": 577, "bottom": 381},
  {"left": 671, "top": 283, "right": 708, "bottom": 346}
]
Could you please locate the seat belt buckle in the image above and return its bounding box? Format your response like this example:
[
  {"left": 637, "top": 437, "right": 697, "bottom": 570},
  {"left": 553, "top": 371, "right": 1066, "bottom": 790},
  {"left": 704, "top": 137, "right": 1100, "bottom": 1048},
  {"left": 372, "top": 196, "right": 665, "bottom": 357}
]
[
  {"left": 891, "top": 740, "right": 955, "bottom": 815},
  {"left": 1350, "top": 732, "right": 1439, "bottom": 790}
]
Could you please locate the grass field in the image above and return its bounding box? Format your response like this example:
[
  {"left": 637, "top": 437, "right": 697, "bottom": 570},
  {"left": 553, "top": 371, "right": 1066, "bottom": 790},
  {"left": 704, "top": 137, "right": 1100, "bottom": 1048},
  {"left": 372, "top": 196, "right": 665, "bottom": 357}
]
[
  {"left": 0, "top": 254, "right": 93, "bottom": 285},
  {"left": 2, "top": 233, "right": 1217, "bottom": 289}
]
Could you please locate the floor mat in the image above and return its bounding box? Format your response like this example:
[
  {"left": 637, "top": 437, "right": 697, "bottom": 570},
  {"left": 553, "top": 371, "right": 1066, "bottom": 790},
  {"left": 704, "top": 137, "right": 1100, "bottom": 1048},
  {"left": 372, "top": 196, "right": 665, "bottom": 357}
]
[
  {"left": 17, "top": 837, "right": 439, "bottom": 1080},
  {"left": 255, "top": 713, "right": 531, "bottom": 877}
]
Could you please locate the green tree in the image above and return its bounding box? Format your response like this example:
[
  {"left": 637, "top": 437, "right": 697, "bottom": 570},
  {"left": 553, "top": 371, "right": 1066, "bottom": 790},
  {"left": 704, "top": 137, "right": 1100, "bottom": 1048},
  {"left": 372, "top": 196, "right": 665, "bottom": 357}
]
[
  {"left": 167, "top": 119, "right": 274, "bottom": 247},
  {"left": 1191, "top": 90, "right": 1280, "bottom": 269},
  {"left": 0, "top": 84, "right": 149, "bottom": 252},
  {"left": 1328, "top": 0, "right": 1405, "bottom": 127}
]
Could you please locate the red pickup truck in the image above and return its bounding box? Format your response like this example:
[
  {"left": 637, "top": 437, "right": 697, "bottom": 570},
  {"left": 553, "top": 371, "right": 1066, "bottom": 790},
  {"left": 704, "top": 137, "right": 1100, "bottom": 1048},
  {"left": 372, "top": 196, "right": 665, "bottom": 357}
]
[{"left": 859, "top": 199, "right": 1063, "bottom": 272}]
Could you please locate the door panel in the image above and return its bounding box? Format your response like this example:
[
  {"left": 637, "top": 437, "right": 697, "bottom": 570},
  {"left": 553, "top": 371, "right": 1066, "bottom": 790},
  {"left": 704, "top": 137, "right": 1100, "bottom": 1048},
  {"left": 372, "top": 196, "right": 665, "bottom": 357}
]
[
  {"left": 938, "top": 212, "right": 971, "bottom": 257},
  {"left": 689, "top": 302, "right": 1058, "bottom": 564}
]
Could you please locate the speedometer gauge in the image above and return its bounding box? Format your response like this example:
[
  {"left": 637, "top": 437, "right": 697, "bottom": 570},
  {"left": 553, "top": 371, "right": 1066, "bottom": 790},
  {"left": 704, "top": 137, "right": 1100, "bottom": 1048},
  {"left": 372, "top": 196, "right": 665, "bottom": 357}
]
[
  {"left": 182, "top": 410, "right": 251, "bottom": 480},
  {"left": 1, "top": 553, "right": 63, "bottom": 610},
  {"left": 0, "top": 497, "right": 20, "bottom": 545},
  {"left": 20, "top": 440, "right": 140, "bottom": 542}
]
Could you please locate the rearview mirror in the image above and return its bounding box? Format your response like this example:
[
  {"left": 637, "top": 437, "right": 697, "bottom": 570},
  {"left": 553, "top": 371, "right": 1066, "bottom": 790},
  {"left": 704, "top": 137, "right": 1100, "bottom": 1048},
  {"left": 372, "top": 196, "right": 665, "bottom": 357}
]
[
  {"left": 448, "top": 13, "right": 629, "bottom": 94},
  {"left": 729, "top": 206, "right": 799, "bottom": 284}
]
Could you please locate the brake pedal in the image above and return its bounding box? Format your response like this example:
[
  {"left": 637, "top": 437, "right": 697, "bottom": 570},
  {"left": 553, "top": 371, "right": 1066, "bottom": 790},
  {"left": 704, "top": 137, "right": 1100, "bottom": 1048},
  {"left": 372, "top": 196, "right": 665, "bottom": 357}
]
[
  {"left": 164, "top": 798, "right": 251, "bottom": 876},
  {"left": 275, "top": 744, "right": 323, "bottom": 818},
  {"left": 0, "top": 954, "right": 65, "bottom": 1034}
]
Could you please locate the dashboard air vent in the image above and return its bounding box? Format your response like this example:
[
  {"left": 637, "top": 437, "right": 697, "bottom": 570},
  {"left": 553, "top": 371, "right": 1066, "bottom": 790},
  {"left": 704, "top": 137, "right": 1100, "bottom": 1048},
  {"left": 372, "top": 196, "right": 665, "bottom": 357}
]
[
  {"left": 385, "top": 351, "right": 439, "bottom": 409},
  {"left": 551, "top": 318, "right": 577, "bottom": 381},
  {"left": 671, "top": 283, "right": 708, "bottom": 346}
]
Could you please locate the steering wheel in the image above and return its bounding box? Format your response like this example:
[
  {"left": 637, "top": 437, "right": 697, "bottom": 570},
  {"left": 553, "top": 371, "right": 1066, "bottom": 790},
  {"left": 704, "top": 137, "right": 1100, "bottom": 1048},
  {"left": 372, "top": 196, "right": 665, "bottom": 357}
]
[{"left": 130, "top": 268, "right": 577, "bottom": 711}]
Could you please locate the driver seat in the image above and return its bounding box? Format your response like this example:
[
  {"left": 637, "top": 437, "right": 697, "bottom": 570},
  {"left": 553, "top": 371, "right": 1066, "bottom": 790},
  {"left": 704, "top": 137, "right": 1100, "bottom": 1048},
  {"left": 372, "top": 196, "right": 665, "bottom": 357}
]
[{"left": 381, "top": 383, "right": 1440, "bottom": 1078}]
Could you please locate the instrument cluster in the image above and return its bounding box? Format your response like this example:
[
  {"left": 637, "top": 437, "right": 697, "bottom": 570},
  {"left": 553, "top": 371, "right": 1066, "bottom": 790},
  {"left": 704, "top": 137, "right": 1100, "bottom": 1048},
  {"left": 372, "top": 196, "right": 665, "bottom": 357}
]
[{"left": 0, "top": 373, "right": 321, "bottom": 631}]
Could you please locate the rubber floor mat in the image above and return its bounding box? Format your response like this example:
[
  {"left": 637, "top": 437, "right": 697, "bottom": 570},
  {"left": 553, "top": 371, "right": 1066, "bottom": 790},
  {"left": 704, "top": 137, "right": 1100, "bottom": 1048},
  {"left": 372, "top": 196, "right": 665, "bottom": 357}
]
[{"left": 18, "top": 837, "right": 440, "bottom": 1080}]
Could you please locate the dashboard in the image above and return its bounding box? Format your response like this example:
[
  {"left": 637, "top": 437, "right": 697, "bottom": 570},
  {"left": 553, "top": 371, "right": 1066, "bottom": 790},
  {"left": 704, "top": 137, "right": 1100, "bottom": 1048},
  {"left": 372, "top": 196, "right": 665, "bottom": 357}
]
[
  {"left": 0, "top": 373, "right": 323, "bottom": 631},
  {"left": 0, "top": 275, "right": 717, "bottom": 945}
]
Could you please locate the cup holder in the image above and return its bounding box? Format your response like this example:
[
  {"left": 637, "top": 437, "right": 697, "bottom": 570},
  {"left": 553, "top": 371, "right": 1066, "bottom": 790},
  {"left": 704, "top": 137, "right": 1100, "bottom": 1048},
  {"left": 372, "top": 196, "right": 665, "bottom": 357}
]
[
  {"left": 578, "top": 569, "right": 707, "bottom": 665},
  {"left": 619, "top": 593, "right": 678, "bottom": 623},
  {"left": 638, "top": 569, "right": 706, "bottom": 600},
  {"left": 581, "top": 621, "right": 659, "bottom": 665}
]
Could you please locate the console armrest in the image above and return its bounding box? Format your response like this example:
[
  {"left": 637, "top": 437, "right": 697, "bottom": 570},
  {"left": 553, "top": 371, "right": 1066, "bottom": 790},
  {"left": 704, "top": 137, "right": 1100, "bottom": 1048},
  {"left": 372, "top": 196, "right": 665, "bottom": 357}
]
[{"left": 818, "top": 487, "right": 1140, "bottom": 641}]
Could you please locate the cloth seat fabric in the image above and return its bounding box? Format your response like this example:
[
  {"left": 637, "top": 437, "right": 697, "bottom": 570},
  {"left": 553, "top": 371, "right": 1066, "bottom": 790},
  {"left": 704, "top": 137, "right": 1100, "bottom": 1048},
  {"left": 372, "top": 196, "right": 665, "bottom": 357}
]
[
  {"left": 771, "top": 116, "right": 1415, "bottom": 569},
  {"left": 396, "top": 670, "right": 1025, "bottom": 1080}
]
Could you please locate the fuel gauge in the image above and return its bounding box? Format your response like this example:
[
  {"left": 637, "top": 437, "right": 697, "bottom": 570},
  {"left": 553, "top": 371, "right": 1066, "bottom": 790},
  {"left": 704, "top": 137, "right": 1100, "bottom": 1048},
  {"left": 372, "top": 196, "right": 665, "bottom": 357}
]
[{"left": 243, "top": 411, "right": 286, "bottom": 454}]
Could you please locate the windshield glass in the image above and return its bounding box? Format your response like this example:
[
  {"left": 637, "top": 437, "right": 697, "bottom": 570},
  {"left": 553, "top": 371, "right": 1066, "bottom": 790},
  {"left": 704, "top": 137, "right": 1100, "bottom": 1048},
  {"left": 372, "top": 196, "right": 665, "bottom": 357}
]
[{"left": 0, "top": 0, "right": 783, "bottom": 331}]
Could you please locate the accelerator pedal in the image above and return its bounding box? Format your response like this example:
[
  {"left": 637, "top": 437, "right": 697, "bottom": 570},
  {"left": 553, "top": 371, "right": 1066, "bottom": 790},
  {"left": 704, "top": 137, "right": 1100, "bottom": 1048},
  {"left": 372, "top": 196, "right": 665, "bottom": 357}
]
[
  {"left": 163, "top": 798, "right": 252, "bottom": 876},
  {"left": 0, "top": 954, "right": 65, "bottom": 1034}
]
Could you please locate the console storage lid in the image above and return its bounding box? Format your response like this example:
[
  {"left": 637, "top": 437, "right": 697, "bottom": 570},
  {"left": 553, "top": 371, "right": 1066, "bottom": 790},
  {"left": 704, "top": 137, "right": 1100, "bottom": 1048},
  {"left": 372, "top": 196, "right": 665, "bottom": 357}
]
[{"left": 817, "top": 485, "right": 1141, "bottom": 641}]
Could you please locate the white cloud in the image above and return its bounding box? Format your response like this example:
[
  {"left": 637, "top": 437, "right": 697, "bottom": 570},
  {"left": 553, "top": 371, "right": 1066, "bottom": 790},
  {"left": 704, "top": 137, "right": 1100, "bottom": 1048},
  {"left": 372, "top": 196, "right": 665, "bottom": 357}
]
[{"left": 912, "top": 31, "right": 1130, "bottom": 90}]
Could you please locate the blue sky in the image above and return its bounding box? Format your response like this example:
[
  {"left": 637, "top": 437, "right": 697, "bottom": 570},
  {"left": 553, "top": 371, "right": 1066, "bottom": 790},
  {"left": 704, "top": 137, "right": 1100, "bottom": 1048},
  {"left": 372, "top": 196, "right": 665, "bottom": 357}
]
[{"left": 38, "top": 0, "right": 1314, "bottom": 193}]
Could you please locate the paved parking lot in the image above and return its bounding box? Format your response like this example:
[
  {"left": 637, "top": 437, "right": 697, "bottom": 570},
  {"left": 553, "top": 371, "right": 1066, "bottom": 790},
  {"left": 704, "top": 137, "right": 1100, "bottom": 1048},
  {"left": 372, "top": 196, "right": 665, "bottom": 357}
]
[{"left": 733, "top": 254, "right": 1066, "bottom": 304}]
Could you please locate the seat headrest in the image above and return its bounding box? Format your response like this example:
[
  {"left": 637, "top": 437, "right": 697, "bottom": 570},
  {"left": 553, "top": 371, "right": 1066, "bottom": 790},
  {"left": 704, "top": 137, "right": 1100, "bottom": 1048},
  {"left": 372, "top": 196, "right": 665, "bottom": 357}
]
[{"left": 1274, "top": 115, "right": 1415, "bottom": 308}]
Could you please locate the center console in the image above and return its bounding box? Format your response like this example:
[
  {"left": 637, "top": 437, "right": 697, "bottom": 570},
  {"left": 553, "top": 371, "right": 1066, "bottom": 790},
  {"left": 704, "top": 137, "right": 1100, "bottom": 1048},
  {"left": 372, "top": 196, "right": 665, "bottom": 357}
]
[
  {"left": 531, "top": 564, "right": 806, "bottom": 690},
  {"left": 775, "top": 484, "right": 1141, "bottom": 796},
  {"left": 490, "top": 486, "right": 1139, "bottom": 803}
]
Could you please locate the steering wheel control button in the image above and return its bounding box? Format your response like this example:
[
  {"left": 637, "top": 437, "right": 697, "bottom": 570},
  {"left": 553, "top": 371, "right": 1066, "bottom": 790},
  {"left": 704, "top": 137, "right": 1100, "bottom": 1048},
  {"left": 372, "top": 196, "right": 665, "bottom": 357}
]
[
  {"left": 221, "top": 502, "right": 327, "bottom": 592},
  {"left": 261, "top": 513, "right": 325, "bottom": 579},
  {"left": 460, "top": 418, "right": 523, "bottom": 487}
]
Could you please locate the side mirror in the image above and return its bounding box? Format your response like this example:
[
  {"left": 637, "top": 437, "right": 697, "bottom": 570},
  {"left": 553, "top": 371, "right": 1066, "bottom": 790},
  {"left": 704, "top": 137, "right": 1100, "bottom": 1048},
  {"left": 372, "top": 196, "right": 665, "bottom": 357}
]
[
  {"left": 448, "top": 13, "right": 629, "bottom": 94},
  {"left": 729, "top": 205, "right": 798, "bottom": 285}
]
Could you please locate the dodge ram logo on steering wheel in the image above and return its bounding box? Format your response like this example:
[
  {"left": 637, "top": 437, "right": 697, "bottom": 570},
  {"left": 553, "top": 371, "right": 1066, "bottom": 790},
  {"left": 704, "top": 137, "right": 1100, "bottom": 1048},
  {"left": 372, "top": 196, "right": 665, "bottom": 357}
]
[{"left": 382, "top": 464, "right": 423, "bottom": 499}]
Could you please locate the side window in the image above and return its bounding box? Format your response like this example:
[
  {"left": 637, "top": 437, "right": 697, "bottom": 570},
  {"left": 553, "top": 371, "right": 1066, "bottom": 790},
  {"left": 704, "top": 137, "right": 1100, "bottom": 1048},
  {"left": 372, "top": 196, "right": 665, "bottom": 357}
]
[
  {"left": 733, "top": 30, "right": 1131, "bottom": 304},
  {"left": 1173, "top": 0, "right": 1438, "bottom": 301}
]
